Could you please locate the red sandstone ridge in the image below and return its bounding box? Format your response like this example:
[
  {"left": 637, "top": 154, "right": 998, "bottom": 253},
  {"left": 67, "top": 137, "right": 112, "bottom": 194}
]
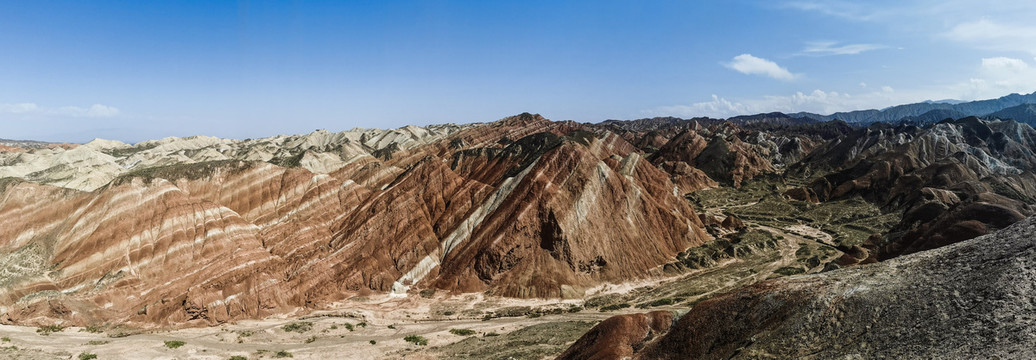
[
  {"left": 556, "top": 311, "right": 675, "bottom": 360},
  {"left": 0, "top": 114, "right": 711, "bottom": 327}
]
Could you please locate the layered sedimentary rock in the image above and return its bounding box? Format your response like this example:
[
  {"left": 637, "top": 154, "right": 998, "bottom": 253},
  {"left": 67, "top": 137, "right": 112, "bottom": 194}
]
[
  {"left": 593, "top": 117, "right": 828, "bottom": 192},
  {"left": 0, "top": 114, "right": 710, "bottom": 326},
  {"left": 0, "top": 124, "right": 468, "bottom": 192},
  {"left": 794, "top": 118, "right": 1036, "bottom": 259},
  {"left": 562, "top": 215, "right": 1036, "bottom": 359}
]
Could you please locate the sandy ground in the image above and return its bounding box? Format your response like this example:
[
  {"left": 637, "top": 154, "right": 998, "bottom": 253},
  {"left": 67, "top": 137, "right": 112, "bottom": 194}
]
[
  {"left": 783, "top": 224, "right": 835, "bottom": 244},
  {"left": 0, "top": 291, "right": 623, "bottom": 360}
]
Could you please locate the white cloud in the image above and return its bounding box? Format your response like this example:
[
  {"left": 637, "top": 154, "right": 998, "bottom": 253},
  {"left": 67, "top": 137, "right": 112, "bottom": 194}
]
[
  {"left": 780, "top": 1, "right": 881, "bottom": 21},
  {"left": 945, "top": 18, "right": 1036, "bottom": 54},
  {"left": 724, "top": 54, "right": 798, "bottom": 81},
  {"left": 950, "top": 57, "right": 1036, "bottom": 98},
  {"left": 0, "top": 103, "right": 120, "bottom": 118},
  {"left": 0, "top": 103, "right": 40, "bottom": 114},
  {"left": 645, "top": 88, "right": 910, "bottom": 118},
  {"left": 650, "top": 56, "right": 1036, "bottom": 120},
  {"left": 802, "top": 41, "right": 886, "bottom": 55},
  {"left": 981, "top": 56, "right": 1029, "bottom": 72}
]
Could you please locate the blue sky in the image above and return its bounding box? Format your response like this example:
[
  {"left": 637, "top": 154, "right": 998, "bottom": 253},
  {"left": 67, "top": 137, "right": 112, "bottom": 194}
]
[{"left": 3, "top": 1, "right": 1036, "bottom": 142}]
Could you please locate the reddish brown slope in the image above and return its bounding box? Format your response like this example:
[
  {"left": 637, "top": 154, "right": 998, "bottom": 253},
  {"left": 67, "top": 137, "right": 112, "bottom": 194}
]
[{"left": 0, "top": 114, "right": 712, "bottom": 326}]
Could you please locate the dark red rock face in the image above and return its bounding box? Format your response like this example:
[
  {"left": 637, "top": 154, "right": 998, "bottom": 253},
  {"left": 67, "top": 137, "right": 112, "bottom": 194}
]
[
  {"left": 0, "top": 114, "right": 710, "bottom": 327},
  {"left": 556, "top": 311, "right": 675, "bottom": 360}
]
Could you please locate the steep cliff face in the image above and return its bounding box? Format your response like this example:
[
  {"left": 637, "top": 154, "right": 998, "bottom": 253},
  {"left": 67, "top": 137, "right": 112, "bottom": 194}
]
[
  {"left": 563, "top": 215, "right": 1036, "bottom": 359},
  {"left": 0, "top": 114, "right": 710, "bottom": 326},
  {"left": 433, "top": 137, "right": 708, "bottom": 298}
]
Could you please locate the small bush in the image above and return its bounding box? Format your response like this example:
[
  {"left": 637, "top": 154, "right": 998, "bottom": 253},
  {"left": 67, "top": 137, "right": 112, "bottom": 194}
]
[
  {"left": 649, "top": 298, "right": 675, "bottom": 307},
  {"left": 107, "top": 331, "right": 132, "bottom": 338},
  {"left": 484, "top": 332, "right": 500, "bottom": 337},
  {"left": 80, "top": 325, "right": 104, "bottom": 333},
  {"left": 305, "top": 336, "right": 317, "bottom": 344},
  {"left": 449, "top": 328, "right": 476, "bottom": 336},
  {"left": 369, "top": 340, "right": 377, "bottom": 345},
  {"left": 343, "top": 323, "right": 354, "bottom": 331},
  {"left": 404, "top": 335, "right": 428, "bottom": 346},
  {"left": 86, "top": 340, "right": 109, "bottom": 345},
  {"left": 229, "top": 356, "right": 248, "bottom": 360},
  {"left": 163, "top": 340, "right": 186, "bottom": 350},
  {"left": 36, "top": 324, "right": 65, "bottom": 335},
  {"left": 78, "top": 353, "right": 98, "bottom": 360},
  {"left": 387, "top": 325, "right": 396, "bottom": 329},
  {"left": 567, "top": 305, "right": 583, "bottom": 313},
  {"left": 237, "top": 330, "right": 255, "bottom": 337},
  {"left": 526, "top": 313, "right": 541, "bottom": 318},
  {"left": 599, "top": 303, "right": 631, "bottom": 312},
  {"left": 329, "top": 324, "right": 337, "bottom": 330},
  {"left": 774, "top": 266, "right": 806, "bottom": 276},
  {"left": 0, "top": 337, "right": 8, "bottom": 342},
  {"left": 357, "top": 322, "right": 367, "bottom": 328},
  {"left": 273, "top": 350, "right": 294, "bottom": 358},
  {"left": 282, "top": 322, "right": 313, "bottom": 333}
]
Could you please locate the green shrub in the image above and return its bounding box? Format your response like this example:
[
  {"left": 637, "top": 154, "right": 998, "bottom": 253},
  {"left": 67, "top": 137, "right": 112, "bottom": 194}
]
[
  {"left": 343, "top": 323, "right": 354, "bottom": 331},
  {"left": 229, "top": 356, "right": 248, "bottom": 360},
  {"left": 484, "top": 332, "right": 500, "bottom": 337},
  {"left": 78, "top": 353, "right": 98, "bottom": 360},
  {"left": 774, "top": 266, "right": 806, "bottom": 276},
  {"left": 369, "top": 340, "right": 377, "bottom": 345},
  {"left": 649, "top": 298, "right": 675, "bottom": 307},
  {"left": 164, "top": 340, "right": 186, "bottom": 349},
  {"left": 36, "top": 324, "right": 65, "bottom": 335},
  {"left": 273, "top": 350, "right": 293, "bottom": 358},
  {"left": 80, "top": 325, "right": 104, "bottom": 333},
  {"left": 304, "top": 336, "right": 317, "bottom": 344},
  {"left": 86, "top": 340, "right": 109, "bottom": 345},
  {"left": 282, "top": 322, "right": 313, "bottom": 333},
  {"left": 403, "top": 335, "right": 428, "bottom": 346},
  {"left": 0, "top": 337, "right": 8, "bottom": 342},
  {"left": 449, "top": 328, "right": 476, "bottom": 336},
  {"left": 387, "top": 325, "right": 396, "bottom": 329},
  {"left": 599, "top": 303, "right": 631, "bottom": 312}
]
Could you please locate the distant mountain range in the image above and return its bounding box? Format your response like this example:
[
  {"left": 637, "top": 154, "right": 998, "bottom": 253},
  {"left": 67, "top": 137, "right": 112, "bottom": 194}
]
[
  {"left": 792, "top": 91, "right": 1036, "bottom": 125},
  {"left": 606, "top": 91, "right": 1036, "bottom": 129}
]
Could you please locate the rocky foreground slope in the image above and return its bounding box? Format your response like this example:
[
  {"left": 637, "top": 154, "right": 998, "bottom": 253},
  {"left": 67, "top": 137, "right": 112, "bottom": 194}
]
[{"left": 561, "top": 215, "right": 1036, "bottom": 359}]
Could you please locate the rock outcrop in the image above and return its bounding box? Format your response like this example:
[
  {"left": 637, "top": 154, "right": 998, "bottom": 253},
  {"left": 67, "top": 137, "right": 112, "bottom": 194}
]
[
  {"left": 561, "top": 215, "right": 1036, "bottom": 359},
  {"left": 0, "top": 114, "right": 711, "bottom": 327},
  {"left": 794, "top": 118, "right": 1036, "bottom": 259}
]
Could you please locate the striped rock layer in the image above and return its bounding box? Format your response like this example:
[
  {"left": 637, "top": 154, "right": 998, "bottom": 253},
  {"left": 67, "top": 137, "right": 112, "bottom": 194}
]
[{"left": 0, "top": 114, "right": 711, "bottom": 327}]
